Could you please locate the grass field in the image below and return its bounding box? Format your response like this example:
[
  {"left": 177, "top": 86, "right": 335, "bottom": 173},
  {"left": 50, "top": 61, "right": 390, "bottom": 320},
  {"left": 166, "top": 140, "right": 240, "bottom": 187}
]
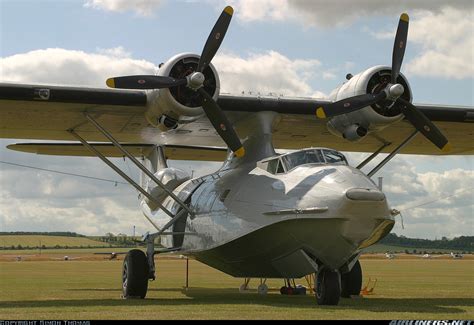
[
  {"left": 0, "top": 235, "right": 114, "bottom": 248},
  {"left": 0, "top": 258, "right": 472, "bottom": 320}
]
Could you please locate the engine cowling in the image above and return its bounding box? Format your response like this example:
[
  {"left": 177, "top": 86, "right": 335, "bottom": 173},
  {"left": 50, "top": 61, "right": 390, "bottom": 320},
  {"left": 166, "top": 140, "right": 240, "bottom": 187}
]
[
  {"left": 145, "top": 53, "right": 221, "bottom": 131},
  {"left": 145, "top": 167, "right": 190, "bottom": 211},
  {"left": 327, "top": 66, "right": 412, "bottom": 141}
]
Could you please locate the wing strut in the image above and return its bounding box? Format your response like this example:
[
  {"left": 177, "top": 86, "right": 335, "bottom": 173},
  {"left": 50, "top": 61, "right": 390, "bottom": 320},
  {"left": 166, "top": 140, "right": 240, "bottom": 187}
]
[
  {"left": 83, "top": 113, "right": 194, "bottom": 218},
  {"left": 356, "top": 141, "right": 392, "bottom": 170},
  {"left": 68, "top": 129, "right": 166, "bottom": 230},
  {"left": 367, "top": 130, "right": 419, "bottom": 177}
]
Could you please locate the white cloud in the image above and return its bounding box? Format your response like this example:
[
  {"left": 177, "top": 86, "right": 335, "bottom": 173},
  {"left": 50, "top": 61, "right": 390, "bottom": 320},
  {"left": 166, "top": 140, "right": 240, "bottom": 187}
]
[
  {"left": 0, "top": 48, "right": 158, "bottom": 87},
  {"left": 217, "top": 0, "right": 472, "bottom": 27},
  {"left": 84, "top": 0, "right": 165, "bottom": 16},
  {"left": 0, "top": 47, "right": 328, "bottom": 97},
  {"left": 96, "top": 46, "right": 132, "bottom": 58},
  {"left": 225, "top": 0, "right": 289, "bottom": 23},
  {"left": 215, "top": 51, "right": 326, "bottom": 98},
  {"left": 214, "top": 1, "right": 473, "bottom": 80},
  {"left": 405, "top": 8, "right": 474, "bottom": 79}
]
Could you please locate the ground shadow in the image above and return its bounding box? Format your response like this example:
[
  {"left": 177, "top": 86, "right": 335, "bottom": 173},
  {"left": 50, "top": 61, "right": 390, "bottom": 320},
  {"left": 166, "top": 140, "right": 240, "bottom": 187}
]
[{"left": 2, "top": 287, "right": 472, "bottom": 315}]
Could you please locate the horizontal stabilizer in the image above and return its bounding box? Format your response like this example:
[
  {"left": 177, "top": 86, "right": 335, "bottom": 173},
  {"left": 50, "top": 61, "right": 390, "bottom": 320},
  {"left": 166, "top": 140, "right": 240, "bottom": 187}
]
[{"left": 7, "top": 143, "right": 228, "bottom": 161}]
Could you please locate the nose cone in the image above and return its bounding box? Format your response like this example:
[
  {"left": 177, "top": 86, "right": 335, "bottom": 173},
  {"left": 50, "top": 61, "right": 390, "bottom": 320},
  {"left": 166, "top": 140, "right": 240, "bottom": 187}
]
[{"left": 298, "top": 166, "right": 394, "bottom": 247}]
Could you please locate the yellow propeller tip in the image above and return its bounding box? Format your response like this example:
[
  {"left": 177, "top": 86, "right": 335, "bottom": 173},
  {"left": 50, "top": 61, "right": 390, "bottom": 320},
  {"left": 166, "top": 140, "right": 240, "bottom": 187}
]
[
  {"left": 224, "top": 6, "right": 234, "bottom": 15},
  {"left": 235, "top": 147, "right": 245, "bottom": 158},
  {"left": 106, "top": 78, "right": 116, "bottom": 88},
  {"left": 400, "top": 13, "right": 409, "bottom": 22},
  {"left": 442, "top": 142, "right": 452, "bottom": 153},
  {"left": 316, "top": 107, "right": 327, "bottom": 119}
]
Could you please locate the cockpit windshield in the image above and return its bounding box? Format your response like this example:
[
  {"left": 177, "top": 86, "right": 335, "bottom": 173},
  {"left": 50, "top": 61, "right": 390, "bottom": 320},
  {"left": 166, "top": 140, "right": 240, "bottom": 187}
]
[
  {"left": 282, "top": 149, "right": 325, "bottom": 171},
  {"left": 258, "top": 148, "right": 348, "bottom": 175}
]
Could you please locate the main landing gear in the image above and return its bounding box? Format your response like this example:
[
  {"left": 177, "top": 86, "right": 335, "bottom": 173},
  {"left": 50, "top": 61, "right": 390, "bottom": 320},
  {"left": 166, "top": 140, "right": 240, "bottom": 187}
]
[
  {"left": 315, "top": 268, "right": 341, "bottom": 305},
  {"left": 315, "top": 260, "right": 363, "bottom": 305},
  {"left": 122, "top": 250, "right": 150, "bottom": 299},
  {"left": 341, "top": 260, "right": 362, "bottom": 298}
]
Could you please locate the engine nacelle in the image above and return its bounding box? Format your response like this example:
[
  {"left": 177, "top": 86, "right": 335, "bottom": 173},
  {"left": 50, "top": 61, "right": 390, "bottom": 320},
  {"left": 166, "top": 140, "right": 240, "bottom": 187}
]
[
  {"left": 145, "top": 53, "right": 221, "bottom": 131},
  {"left": 145, "top": 167, "right": 190, "bottom": 211},
  {"left": 327, "top": 66, "right": 412, "bottom": 141}
]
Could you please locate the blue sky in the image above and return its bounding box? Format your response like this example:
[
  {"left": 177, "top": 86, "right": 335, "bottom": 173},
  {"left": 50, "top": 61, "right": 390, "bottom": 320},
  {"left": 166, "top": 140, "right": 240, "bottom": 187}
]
[{"left": 0, "top": 0, "right": 472, "bottom": 239}]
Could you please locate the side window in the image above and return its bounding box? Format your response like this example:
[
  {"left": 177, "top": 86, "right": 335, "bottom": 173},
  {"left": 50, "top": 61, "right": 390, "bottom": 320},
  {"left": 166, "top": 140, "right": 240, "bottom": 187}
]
[
  {"left": 276, "top": 160, "right": 285, "bottom": 174},
  {"left": 322, "top": 150, "right": 347, "bottom": 165},
  {"left": 267, "top": 159, "right": 279, "bottom": 174}
]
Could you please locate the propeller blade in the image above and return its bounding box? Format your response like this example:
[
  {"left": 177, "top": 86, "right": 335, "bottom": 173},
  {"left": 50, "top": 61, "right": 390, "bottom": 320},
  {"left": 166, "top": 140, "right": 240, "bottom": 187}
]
[
  {"left": 391, "top": 13, "right": 409, "bottom": 84},
  {"left": 106, "top": 76, "right": 187, "bottom": 90},
  {"left": 316, "top": 92, "right": 387, "bottom": 119},
  {"left": 398, "top": 98, "right": 451, "bottom": 152},
  {"left": 197, "top": 6, "right": 234, "bottom": 73},
  {"left": 198, "top": 88, "right": 245, "bottom": 157}
]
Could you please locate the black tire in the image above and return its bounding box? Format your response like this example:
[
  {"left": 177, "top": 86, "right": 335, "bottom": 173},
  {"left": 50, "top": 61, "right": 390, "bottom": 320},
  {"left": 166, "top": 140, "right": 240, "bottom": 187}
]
[
  {"left": 122, "top": 249, "right": 149, "bottom": 299},
  {"left": 341, "top": 260, "right": 362, "bottom": 298},
  {"left": 316, "top": 268, "right": 341, "bottom": 305}
]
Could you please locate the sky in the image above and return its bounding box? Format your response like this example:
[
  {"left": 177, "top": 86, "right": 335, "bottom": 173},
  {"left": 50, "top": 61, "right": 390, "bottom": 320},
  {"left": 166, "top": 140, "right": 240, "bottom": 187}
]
[{"left": 0, "top": 0, "right": 473, "bottom": 239}]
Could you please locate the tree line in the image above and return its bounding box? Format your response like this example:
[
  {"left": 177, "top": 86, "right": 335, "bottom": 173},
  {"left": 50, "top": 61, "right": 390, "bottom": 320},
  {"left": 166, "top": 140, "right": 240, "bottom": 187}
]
[
  {"left": 380, "top": 233, "right": 473, "bottom": 252},
  {"left": 0, "top": 232, "right": 86, "bottom": 237}
]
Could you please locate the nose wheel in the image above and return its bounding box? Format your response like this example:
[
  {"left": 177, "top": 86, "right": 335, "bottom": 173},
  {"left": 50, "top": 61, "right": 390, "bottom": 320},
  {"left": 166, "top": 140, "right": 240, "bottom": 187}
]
[{"left": 315, "top": 268, "right": 341, "bottom": 305}]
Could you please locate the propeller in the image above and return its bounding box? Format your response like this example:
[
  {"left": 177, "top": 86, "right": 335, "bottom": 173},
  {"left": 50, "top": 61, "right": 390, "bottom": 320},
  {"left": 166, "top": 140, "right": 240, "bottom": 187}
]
[
  {"left": 317, "top": 13, "right": 450, "bottom": 152},
  {"left": 106, "top": 6, "right": 245, "bottom": 158}
]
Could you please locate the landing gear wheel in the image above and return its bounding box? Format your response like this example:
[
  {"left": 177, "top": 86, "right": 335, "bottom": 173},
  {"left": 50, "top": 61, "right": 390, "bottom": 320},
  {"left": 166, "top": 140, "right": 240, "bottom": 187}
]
[
  {"left": 257, "top": 284, "right": 268, "bottom": 295},
  {"left": 341, "top": 260, "right": 362, "bottom": 298},
  {"left": 316, "top": 268, "right": 341, "bottom": 305},
  {"left": 122, "top": 249, "right": 149, "bottom": 299}
]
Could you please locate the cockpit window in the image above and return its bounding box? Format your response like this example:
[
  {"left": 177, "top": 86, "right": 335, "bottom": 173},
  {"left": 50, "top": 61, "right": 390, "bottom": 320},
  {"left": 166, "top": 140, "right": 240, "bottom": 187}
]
[
  {"left": 258, "top": 149, "right": 347, "bottom": 174},
  {"left": 266, "top": 158, "right": 285, "bottom": 174},
  {"left": 282, "top": 149, "right": 325, "bottom": 171},
  {"left": 322, "top": 149, "right": 347, "bottom": 165}
]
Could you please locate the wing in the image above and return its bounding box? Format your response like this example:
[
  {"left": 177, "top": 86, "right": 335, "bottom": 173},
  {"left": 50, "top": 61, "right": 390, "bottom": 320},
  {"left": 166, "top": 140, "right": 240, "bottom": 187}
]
[
  {"left": 0, "top": 83, "right": 151, "bottom": 142},
  {"left": 1, "top": 83, "right": 472, "bottom": 158},
  {"left": 7, "top": 143, "right": 228, "bottom": 161}
]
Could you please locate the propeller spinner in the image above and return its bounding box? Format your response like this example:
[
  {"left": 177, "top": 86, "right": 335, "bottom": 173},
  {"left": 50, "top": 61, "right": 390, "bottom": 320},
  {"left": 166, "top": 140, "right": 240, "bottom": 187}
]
[
  {"left": 317, "top": 13, "right": 450, "bottom": 152},
  {"left": 106, "top": 6, "right": 245, "bottom": 158}
]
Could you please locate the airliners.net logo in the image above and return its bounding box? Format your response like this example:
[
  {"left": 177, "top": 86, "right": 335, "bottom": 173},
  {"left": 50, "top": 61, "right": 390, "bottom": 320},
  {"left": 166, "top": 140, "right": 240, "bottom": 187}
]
[{"left": 390, "top": 321, "right": 472, "bottom": 325}]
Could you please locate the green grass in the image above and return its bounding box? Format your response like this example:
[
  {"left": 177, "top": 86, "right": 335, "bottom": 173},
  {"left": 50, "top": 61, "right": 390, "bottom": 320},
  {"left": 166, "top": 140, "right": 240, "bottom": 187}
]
[
  {"left": 0, "top": 259, "right": 472, "bottom": 319},
  {"left": 0, "top": 235, "right": 114, "bottom": 248}
]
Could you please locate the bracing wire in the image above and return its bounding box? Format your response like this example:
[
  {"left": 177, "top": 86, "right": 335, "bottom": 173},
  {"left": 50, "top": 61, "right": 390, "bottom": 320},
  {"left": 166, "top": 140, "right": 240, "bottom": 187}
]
[
  {"left": 395, "top": 187, "right": 473, "bottom": 230},
  {"left": 401, "top": 187, "right": 474, "bottom": 212},
  {"left": 0, "top": 160, "right": 128, "bottom": 186}
]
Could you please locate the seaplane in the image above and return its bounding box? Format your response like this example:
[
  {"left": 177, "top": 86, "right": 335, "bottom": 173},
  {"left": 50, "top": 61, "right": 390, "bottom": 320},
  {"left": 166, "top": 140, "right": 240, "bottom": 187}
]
[{"left": 0, "top": 7, "right": 472, "bottom": 305}]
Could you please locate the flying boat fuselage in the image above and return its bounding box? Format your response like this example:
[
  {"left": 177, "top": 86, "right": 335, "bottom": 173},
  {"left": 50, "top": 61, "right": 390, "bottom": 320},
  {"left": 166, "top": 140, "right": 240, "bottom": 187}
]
[{"left": 146, "top": 148, "right": 394, "bottom": 278}]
